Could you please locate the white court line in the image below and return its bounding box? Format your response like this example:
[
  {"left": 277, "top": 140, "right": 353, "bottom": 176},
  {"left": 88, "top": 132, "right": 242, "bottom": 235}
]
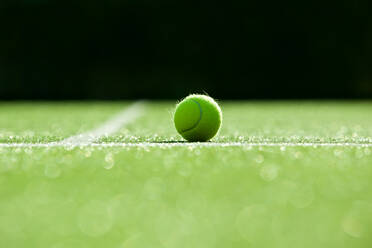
[
  {"left": 0, "top": 100, "right": 371, "bottom": 148},
  {"left": 58, "top": 101, "right": 146, "bottom": 145},
  {"left": 0, "top": 142, "right": 372, "bottom": 148}
]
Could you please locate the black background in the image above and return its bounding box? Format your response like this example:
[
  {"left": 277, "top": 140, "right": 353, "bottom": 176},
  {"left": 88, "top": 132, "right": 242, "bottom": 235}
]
[{"left": 1, "top": 0, "right": 371, "bottom": 100}]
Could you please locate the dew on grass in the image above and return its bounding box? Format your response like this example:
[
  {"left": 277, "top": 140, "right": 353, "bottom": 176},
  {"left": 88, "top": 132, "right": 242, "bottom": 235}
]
[
  {"left": 260, "top": 165, "right": 278, "bottom": 181},
  {"left": 341, "top": 201, "right": 372, "bottom": 238},
  {"left": 64, "top": 145, "right": 74, "bottom": 151},
  {"left": 254, "top": 154, "right": 264, "bottom": 164},
  {"left": 163, "top": 157, "right": 175, "bottom": 170},
  {"left": 194, "top": 149, "right": 201, "bottom": 156},
  {"left": 23, "top": 147, "right": 33, "bottom": 155},
  {"left": 337, "top": 126, "right": 348, "bottom": 136},
  {"left": 23, "top": 130, "right": 35, "bottom": 137},
  {"left": 104, "top": 153, "right": 115, "bottom": 169},
  {"left": 143, "top": 146, "right": 150, "bottom": 152},
  {"left": 9, "top": 156, "right": 19, "bottom": 170},
  {"left": 333, "top": 149, "right": 343, "bottom": 157},
  {"left": 77, "top": 200, "right": 113, "bottom": 237},
  {"left": 364, "top": 148, "right": 371, "bottom": 155},
  {"left": 293, "top": 151, "right": 303, "bottom": 159},
  {"left": 84, "top": 149, "right": 92, "bottom": 157},
  {"left": 243, "top": 145, "right": 253, "bottom": 151}
]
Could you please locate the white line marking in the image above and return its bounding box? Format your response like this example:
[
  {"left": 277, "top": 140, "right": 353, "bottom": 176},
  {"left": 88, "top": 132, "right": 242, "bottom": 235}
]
[
  {"left": 0, "top": 142, "right": 372, "bottom": 148},
  {"left": 58, "top": 101, "right": 146, "bottom": 145}
]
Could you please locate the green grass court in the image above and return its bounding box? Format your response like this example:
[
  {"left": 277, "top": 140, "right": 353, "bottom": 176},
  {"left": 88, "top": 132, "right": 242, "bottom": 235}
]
[{"left": 1, "top": 101, "right": 372, "bottom": 248}]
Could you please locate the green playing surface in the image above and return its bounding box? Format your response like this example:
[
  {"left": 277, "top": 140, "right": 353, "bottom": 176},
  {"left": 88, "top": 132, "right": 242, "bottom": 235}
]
[{"left": 1, "top": 101, "right": 372, "bottom": 248}]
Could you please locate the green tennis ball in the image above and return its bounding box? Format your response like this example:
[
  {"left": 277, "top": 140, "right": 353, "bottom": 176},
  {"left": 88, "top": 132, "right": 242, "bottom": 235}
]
[{"left": 174, "top": 94, "right": 222, "bottom": 142}]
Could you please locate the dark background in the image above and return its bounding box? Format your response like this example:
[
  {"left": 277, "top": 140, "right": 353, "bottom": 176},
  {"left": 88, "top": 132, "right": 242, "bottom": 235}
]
[{"left": 1, "top": 0, "right": 371, "bottom": 100}]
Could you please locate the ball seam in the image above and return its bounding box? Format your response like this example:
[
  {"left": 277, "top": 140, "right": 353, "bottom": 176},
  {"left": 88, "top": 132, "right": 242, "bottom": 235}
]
[{"left": 180, "top": 99, "right": 203, "bottom": 133}]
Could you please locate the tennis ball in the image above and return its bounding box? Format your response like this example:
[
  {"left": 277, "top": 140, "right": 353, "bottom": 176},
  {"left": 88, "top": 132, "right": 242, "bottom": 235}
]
[{"left": 174, "top": 94, "right": 222, "bottom": 142}]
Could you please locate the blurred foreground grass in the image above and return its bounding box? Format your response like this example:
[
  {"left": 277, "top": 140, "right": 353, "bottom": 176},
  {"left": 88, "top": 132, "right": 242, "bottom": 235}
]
[
  {"left": 1, "top": 146, "right": 372, "bottom": 248},
  {"left": 0, "top": 101, "right": 372, "bottom": 248}
]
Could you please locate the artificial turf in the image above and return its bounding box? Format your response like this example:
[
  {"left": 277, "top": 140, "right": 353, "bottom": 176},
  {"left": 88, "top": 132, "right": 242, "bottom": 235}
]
[{"left": 0, "top": 101, "right": 372, "bottom": 248}]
